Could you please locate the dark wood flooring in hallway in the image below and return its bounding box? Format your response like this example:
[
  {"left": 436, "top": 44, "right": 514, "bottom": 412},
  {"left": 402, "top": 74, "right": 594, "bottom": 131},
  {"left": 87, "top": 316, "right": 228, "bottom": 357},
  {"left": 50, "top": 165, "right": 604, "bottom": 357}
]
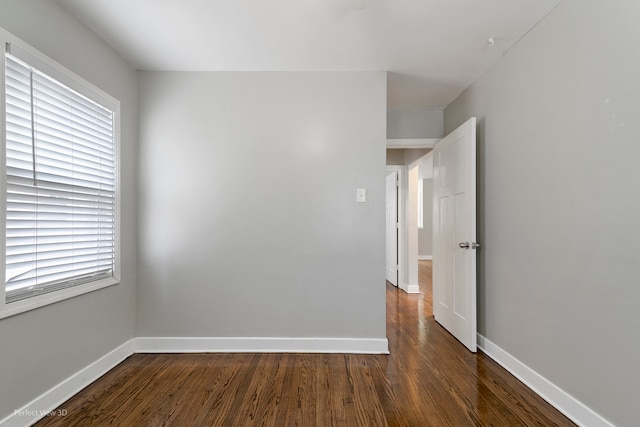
[{"left": 35, "top": 260, "right": 574, "bottom": 426}]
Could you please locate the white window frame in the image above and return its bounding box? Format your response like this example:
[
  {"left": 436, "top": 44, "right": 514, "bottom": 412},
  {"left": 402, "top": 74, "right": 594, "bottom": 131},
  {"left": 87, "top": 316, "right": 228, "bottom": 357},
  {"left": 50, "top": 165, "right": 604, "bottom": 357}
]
[{"left": 0, "top": 28, "right": 121, "bottom": 320}]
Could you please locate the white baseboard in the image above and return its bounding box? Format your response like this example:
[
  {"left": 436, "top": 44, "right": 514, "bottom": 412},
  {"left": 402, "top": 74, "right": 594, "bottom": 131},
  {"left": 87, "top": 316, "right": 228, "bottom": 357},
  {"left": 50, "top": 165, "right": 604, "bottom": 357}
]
[
  {"left": 405, "top": 284, "right": 420, "bottom": 294},
  {"left": 400, "top": 282, "right": 420, "bottom": 294},
  {"left": 2, "top": 335, "right": 613, "bottom": 427},
  {"left": 477, "top": 335, "right": 613, "bottom": 427},
  {"left": 418, "top": 255, "right": 432, "bottom": 260},
  {"left": 0, "top": 340, "right": 134, "bottom": 427},
  {"left": 0, "top": 335, "right": 388, "bottom": 426},
  {"left": 134, "top": 337, "right": 390, "bottom": 354}
]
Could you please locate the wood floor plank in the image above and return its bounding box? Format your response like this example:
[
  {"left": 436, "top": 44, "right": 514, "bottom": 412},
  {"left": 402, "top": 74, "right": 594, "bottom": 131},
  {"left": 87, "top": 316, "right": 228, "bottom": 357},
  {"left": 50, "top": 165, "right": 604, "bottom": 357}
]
[
  {"left": 278, "top": 354, "right": 317, "bottom": 427},
  {"left": 343, "top": 355, "right": 388, "bottom": 426},
  {"left": 205, "top": 353, "right": 261, "bottom": 426},
  {"left": 246, "top": 354, "right": 289, "bottom": 426},
  {"left": 35, "top": 261, "right": 575, "bottom": 427}
]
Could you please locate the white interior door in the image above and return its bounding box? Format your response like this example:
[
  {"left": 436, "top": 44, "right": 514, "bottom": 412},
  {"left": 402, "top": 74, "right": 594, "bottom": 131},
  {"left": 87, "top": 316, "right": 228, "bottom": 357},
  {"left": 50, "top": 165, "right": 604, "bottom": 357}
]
[
  {"left": 432, "top": 117, "right": 477, "bottom": 352},
  {"left": 386, "top": 171, "right": 398, "bottom": 286}
]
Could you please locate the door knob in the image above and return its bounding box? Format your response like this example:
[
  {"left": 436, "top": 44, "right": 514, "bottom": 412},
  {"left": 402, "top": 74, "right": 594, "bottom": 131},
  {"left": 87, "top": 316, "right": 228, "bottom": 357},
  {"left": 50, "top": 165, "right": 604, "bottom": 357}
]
[{"left": 459, "top": 242, "right": 470, "bottom": 249}]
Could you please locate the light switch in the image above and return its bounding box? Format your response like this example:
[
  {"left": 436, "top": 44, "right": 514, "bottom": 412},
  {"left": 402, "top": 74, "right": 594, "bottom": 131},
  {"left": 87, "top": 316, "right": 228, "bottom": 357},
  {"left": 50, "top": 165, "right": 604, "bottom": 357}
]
[{"left": 356, "top": 188, "right": 366, "bottom": 203}]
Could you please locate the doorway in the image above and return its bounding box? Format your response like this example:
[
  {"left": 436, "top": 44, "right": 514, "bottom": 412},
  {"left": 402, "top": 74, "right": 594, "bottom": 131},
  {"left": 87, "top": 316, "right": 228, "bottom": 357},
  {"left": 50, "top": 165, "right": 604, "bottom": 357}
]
[
  {"left": 385, "top": 118, "right": 477, "bottom": 352},
  {"left": 385, "top": 147, "right": 434, "bottom": 294}
]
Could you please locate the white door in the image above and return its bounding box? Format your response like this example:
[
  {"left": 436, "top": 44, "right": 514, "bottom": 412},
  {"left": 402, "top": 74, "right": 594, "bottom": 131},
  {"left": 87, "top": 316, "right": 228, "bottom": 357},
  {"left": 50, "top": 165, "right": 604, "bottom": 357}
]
[
  {"left": 386, "top": 171, "right": 398, "bottom": 286},
  {"left": 432, "top": 117, "right": 477, "bottom": 352}
]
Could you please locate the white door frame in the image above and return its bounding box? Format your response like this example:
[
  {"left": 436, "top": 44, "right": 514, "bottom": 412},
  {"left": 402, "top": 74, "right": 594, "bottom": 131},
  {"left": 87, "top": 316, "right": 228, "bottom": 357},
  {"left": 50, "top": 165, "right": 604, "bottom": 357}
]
[
  {"left": 388, "top": 163, "right": 421, "bottom": 294},
  {"left": 385, "top": 169, "right": 399, "bottom": 286},
  {"left": 386, "top": 165, "right": 404, "bottom": 289},
  {"left": 403, "top": 163, "right": 420, "bottom": 293}
]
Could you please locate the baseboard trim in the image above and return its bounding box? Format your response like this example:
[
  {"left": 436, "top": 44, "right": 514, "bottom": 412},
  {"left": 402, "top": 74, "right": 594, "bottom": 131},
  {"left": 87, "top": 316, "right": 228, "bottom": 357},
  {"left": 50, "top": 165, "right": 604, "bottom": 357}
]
[
  {"left": 405, "top": 284, "right": 420, "bottom": 294},
  {"left": 477, "top": 335, "right": 613, "bottom": 427},
  {"left": 0, "top": 339, "right": 134, "bottom": 427},
  {"left": 0, "top": 336, "right": 388, "bottom": 426},
  {"left": 400, "top": 282, "right": 420, "bottom": 294},
  {"left": 418, "top": 255, "right": 432, "bottom": 260},
  {"left": 134, "top": 337, "right": 390, "bottom": 354},
  {"left": 3, "top": 335, "right": 613, "bottom": 426}
]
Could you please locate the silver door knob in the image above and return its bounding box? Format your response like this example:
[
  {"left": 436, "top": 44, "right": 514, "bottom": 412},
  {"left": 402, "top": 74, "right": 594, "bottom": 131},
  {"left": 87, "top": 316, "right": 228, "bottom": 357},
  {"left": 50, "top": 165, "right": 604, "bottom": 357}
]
[
  {"left": 459, "top": 242, "right": 470, "bottom": 249},
  {"left": 472, "top": 242, "right": 480, "bottom": 249}
]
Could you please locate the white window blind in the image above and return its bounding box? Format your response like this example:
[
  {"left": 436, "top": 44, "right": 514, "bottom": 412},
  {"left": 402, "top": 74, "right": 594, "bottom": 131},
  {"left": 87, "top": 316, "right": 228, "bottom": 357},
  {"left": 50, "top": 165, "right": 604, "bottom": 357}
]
[{"left": 4, "top": 53, "right": 116, "bottom": 303}]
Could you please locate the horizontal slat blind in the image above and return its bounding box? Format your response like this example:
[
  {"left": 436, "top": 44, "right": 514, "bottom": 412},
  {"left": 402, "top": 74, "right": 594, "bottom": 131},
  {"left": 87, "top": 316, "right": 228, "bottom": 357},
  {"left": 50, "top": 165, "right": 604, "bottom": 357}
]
[{"left": 5, "top": 54, "right": 116, "bottom": 303}]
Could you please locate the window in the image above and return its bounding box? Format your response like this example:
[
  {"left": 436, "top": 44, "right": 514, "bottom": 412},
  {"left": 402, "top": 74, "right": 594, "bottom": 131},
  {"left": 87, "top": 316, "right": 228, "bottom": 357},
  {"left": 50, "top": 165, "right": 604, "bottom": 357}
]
[{"left": 1, "top": 32, "right": 119, "bottom": 318}]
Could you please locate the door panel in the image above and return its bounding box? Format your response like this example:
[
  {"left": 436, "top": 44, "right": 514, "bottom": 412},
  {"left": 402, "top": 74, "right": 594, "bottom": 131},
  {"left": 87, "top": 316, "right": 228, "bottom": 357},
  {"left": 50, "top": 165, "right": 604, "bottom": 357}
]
[
  {"left": 433, "top": 117, "right": 477, "bottom": 352},
  {"left": 436, "top": 196, "right": 452, "bottom": 310},
  {"left": 454, "top": 193, "right": 467, "bottom": 318}
]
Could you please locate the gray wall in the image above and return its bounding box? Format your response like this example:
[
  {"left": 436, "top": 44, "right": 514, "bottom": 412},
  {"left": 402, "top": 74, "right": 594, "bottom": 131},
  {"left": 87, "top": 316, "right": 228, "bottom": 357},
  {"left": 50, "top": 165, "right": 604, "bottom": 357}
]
[
  {"left": 385, "top": 149, "right": 430, "bottom": 166},
  {"left": 387, "top": 110, "right": 443, "bottom": 139},
  {"left": 418, "top": 179, "right": 433, "bottom": 257},
  {"left": 0, "top": 0, "right": 137, "bottom": 421},
  {"left": 386, "top": 149, "right": 405, "bottom": 165},
  {"left": 444, "top": 0, "right": 640, "bottom": 425},
  {"left": 402, "top": 149, "right": 430, "bottom": 166},
  {"left": 137, "top": 71, "right": 387, "bottom": 339}
]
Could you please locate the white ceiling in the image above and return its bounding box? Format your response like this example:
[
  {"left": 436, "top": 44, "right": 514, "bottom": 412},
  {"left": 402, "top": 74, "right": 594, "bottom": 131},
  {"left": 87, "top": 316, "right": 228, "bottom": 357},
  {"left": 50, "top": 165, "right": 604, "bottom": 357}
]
[{"left": 56, "top": 0, "right": 562, "bottom": 110}]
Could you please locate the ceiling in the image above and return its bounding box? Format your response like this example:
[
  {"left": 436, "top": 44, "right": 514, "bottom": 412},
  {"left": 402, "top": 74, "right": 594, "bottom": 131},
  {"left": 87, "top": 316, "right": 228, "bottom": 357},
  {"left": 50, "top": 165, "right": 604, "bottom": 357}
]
[{"left": 56, "top": 0, "right": 562, "bottom": 110}]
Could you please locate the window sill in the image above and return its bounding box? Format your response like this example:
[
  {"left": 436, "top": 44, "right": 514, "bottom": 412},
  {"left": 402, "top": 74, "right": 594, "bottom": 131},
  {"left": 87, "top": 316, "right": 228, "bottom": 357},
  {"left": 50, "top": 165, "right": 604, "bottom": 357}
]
[{"left": 0, "top": 277, "right": 119, "bottom": 320}]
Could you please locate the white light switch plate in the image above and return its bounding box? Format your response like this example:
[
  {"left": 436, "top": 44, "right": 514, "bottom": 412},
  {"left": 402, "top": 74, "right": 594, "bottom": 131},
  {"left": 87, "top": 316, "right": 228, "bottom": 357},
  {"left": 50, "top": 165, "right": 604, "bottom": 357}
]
[{"left": 356, "top": 188, "right": 366, "bottom": 203}]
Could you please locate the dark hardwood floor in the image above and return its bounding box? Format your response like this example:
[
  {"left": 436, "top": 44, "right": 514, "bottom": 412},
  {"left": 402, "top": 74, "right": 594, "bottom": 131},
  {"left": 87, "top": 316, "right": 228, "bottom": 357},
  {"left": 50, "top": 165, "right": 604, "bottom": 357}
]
[{"left": 35, "top": 261, "right": 574, "bottom": 426}]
